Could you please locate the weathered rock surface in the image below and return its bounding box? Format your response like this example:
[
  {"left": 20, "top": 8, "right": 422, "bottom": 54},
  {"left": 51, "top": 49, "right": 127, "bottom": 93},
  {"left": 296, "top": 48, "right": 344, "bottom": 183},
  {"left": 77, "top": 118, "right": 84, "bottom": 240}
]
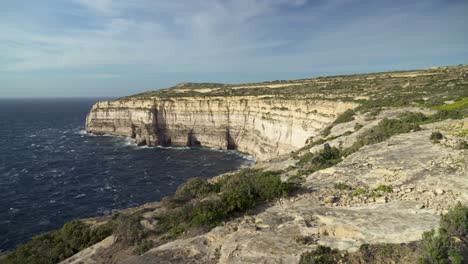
[
  {"left": 110, "top": 118, "right": 467, "bottom": 264},
  {"left": 60, "top": 236, "right": 116, "bottom": 264}
]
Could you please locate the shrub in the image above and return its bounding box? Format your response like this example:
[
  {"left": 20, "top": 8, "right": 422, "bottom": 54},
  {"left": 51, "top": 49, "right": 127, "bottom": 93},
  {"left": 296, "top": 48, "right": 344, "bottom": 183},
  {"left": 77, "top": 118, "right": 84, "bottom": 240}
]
[
  {"left": 174, "top": 177, "right": 214, "bottom": 202},
  {"left": 429, "top": 110, "right": 465, "bottom": 121},
  {"left": 298, "top": 144, "right": 342, "bottom": 166},
  {"left": 321, "top": 126, "right": 332, "bottom": 137},
  {"left": 418, "top": 203, "right": 468, "bottom": 264},
  {"left": 456, "top": 140, "right": 468, "bottom": 150},
  {"left": 374, "top": 185, "right": 393, "bottom": 193},
  {"left": 321, "top": 110, "right": 356, "bottom": 137},
  {"left": 430, "top": 131, "right": 444, "bottom": 143},
  {"left": 299, "top": 245, "right": 342, "bottom": 264},
  {"left": 155, "top": 169, "right": 295, "bottom": 239},
  {"left": 114, "top": 213, "right": 146, "bottom": 245},
  {"left": 418, "top": 230, "right": 453, "bottom": 264},
  {"left": 134, "top": 239, "right": 154, "bottom": 255},
  {"left": 440, "top": 202, "right": 468, "bottom": 240},
  {"left": 343, "top": 115, "right": 422, "bottom": 156},
  {"left": 333, "top": 109, "right": 355, "bottom": 125},
  {"left": 334, "top": 183, "right": 352, "bottom": 190},
  {"left": 356, "top": 242, "right": 422, "bottom": 263},
  {"left": 3, "top": 220, "right": 113, "bottom": 264},
  {"left": 297, "top": 144, "right": 343, "bottom": 175},
  {"left": 352, "top": 187, "right": 367, "bottom": 197}
]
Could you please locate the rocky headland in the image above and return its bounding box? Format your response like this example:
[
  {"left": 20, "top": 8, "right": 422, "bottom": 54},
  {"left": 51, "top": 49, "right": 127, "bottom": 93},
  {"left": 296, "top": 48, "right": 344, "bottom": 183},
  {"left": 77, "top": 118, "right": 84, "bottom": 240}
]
[{"left": 3, "top": 65, "right": 468, "bottom": 264}]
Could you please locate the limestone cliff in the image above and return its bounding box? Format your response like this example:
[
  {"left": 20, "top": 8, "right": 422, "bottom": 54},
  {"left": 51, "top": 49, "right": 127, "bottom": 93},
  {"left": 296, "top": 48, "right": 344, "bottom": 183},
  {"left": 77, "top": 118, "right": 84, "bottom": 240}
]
[{"left": 86, "top": 97, "right": 357, "bottom": 160}]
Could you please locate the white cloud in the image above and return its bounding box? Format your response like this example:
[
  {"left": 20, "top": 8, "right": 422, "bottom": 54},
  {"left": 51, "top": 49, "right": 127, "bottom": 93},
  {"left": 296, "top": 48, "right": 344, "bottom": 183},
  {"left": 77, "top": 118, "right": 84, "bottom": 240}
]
[
  {"left": 0, "top": 0, "right": 467, "bottom": 75},
  {"left": 74, "top": 0, "right": 115, "bottom": 14}
]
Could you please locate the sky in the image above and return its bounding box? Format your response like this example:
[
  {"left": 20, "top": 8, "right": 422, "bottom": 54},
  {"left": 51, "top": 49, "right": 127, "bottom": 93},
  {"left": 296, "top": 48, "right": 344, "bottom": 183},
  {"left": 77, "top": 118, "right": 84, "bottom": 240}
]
[{"left": 1, "top": 0, "right": 467, "bottom": 98}]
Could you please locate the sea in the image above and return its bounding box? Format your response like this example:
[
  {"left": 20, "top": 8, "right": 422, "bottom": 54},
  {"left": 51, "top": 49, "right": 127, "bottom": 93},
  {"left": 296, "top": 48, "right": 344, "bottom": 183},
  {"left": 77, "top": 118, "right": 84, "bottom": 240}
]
[{"left": 0, "top": 98, "right": 253, "bottom": 252}]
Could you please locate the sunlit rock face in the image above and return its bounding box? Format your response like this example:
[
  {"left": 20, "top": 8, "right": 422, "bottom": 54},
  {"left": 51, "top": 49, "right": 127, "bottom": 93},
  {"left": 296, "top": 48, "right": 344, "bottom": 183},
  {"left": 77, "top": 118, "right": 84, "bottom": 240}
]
[{"left": 86, "top": 97, "right": 356, "bottom": 160}]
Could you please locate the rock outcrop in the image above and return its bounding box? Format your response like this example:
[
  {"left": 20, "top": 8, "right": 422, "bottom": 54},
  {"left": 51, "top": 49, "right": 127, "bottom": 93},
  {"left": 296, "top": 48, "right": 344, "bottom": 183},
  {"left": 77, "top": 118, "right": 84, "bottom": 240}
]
[{"left": 86, "top": 97, "right": 356, "bottom": 160}]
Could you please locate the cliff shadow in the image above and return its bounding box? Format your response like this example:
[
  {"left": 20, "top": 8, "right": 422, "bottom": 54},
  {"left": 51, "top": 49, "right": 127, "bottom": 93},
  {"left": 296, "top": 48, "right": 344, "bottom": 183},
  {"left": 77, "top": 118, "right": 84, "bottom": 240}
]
[
  {"left": 187, "top": 129, "right": 201, "bottom": 147},
  {"left": 154, "top": 106, "right": 172, "bottom": 147},
  {"left": 226, "top": 128, "right": 237, "bottom": 150}
]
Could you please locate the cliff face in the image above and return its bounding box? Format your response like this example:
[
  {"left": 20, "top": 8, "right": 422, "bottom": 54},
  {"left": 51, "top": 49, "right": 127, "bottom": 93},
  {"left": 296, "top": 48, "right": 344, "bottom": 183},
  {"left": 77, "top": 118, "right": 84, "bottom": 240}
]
[{"left": 86, "top": 97, "right": 357, "bottom": 160}]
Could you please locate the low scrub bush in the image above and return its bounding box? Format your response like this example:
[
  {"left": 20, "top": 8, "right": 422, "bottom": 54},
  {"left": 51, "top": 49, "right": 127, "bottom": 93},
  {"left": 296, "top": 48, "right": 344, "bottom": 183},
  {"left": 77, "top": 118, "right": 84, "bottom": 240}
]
[
  {"left": 3, "top": 220, "right": 113, "bottom": 264},
  {"left": 432, "top": 98, "right": 468, "bottom": 111},
  {"left": 321, "top": 109, "right": 356, "bottom": 137},
  {"left": 174, "top": 177, "right": 214, "bottom": 202},
  {"left": 374, "top": 184, "right": 393, "bottom": 193},
  {"left": 430, "top": 131, "right": 444, "bottom": 143},
  {"left": 440, "top": 202, "right": 468, "bottom": 241},
  {"left": 134, "top": 239, "right": 154, "bottom": 255},
  {"left": 343, "top": 114, "right": 423, "bottom": 156},
  {"left": 418, "top": 230, "right": 459, "bottom": 264},
  {"left": 418, "top": 203, "right": 468, "bottom": 264},
  {"left": 299, "top": 245, "right": 342, "bottom": 264},
  {"left": 334, "top": 183, "right": 352, "bottom": 190},
  {"left": 333, "top": 109, "right": 355, "bottom": 125},
  {"left": 114, "top": 213, "right": 146, "bottom": 246},
  {"left": 357, "top": 242, "right": 422, "bottom": 263},
  {"left": 154, "top": 169, "right": 295, "bottom": 239},
  {"left": 297, "top": 144, "right": 343, "bottom": 175}
]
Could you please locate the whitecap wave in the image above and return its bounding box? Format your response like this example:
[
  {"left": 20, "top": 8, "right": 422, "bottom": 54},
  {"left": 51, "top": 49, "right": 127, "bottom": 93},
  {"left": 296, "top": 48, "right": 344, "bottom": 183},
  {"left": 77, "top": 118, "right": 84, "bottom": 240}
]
[{"left": 74, "top": 194, "right": 86, "bottom": 199}]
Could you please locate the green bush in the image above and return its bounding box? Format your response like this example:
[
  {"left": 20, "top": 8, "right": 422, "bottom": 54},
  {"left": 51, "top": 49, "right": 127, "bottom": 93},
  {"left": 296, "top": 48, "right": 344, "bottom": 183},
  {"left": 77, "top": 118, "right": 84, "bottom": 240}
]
[
  {"left": 333, "top": 109, "right": 355, "bottom": 125},
  {"left": 4, "top": 220, "right": 113, "bottom": 264},
  {"left": 299, "top": 245, "right": 342, "bottom": 264},
  {"left": 418, "top": 230, "right": 454, "bottom": 264},
  {"left": 429, "top": 110, "right": 465, "bottom": 121},
  {"left": 174, "top": 177, "right": 214, "bottom": 201},
  {"left": 418, "top": 203, "right": 468, "bottom": 264},
  {"left": 352, "top": 187, "right": 367, "bottom": 197},
  {"left": 321, "top": 109, "right": 355, "bottom": 137},
  {"left": 374, "top": 185, "right": 393, "bottom": 193},
  {"left": 457, "top": 140, "right": 468, "bottom": 149},
  {"left": 356, "top": 242, "right": 422, "bottom": 263},
  {"left": 114, "top": 213, "right": 146, "bottom": 246},
  {"left": 154, "top": 169, "right": 295, "bottom": 239},
  {"left": 440, "top": 202, "right": 468, "bottom": 240},
  {"left": 297, "top": 144, "right": 343, "bottom": 175},
  {"left": 134, "top": 239, "right": 154, "bottom": 255},
  {"left": 430, "top": 131, "right": 444, "bottom": 143},
  {"left": 343, "top": 115, "right": 422, "bottom": 156},
  {"left": 298, "top": 144, "right": 342, "bottom": 166},
  {"left": 334, "top": 183, "right": 352, "bottom": 190}
]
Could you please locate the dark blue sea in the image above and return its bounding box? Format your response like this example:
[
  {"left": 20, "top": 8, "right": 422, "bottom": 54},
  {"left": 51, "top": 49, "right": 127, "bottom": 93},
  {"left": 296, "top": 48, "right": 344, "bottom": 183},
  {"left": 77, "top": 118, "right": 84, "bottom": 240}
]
[{"left": 0, "top": 98, "right": 252, "bottom": 252}]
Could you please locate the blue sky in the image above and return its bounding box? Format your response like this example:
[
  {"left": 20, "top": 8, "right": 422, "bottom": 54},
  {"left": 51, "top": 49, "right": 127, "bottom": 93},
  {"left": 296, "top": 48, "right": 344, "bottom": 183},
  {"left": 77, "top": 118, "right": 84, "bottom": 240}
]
[{"left": 1, "top": 0, "right": 467, "bottom": 98}]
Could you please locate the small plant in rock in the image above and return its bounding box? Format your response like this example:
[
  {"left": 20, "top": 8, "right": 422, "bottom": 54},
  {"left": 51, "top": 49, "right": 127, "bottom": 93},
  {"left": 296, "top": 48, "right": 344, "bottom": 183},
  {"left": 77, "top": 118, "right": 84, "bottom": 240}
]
[
  {"left": 354, "top": 123, "right": 364, "bottom": 131},
  {"left": 430, "top": 131, "right": 444, "bottom": 143},
  {"left": 456, "top": 140, "right": 468, "bottom": 149},
  {"left": 352, "top": 187, "right": 367, "bottom": 197},
  {"left": 374, "top": 185, "right": 393, "bottom": 193},
  {"left": 334, "top": 183, "right": 353, "bottom": 190},
  {"left": 333, "top": 109, "right": 355, "bottom": 125},
  {"left": 134, "top": 239, "right": 154, "bottom": 255},
  {"left": 299, "top": 245, "right": 343, "bottom": 264}
]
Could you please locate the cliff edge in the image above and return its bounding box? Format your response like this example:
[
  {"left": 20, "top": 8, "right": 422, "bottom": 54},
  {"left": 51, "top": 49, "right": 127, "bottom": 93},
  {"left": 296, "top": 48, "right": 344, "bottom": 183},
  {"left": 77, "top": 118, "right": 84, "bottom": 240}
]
[{"left": 4, "top": 65, "right": 467, "bottom": 264}]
